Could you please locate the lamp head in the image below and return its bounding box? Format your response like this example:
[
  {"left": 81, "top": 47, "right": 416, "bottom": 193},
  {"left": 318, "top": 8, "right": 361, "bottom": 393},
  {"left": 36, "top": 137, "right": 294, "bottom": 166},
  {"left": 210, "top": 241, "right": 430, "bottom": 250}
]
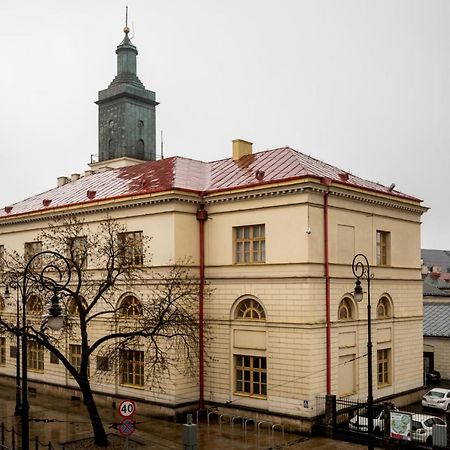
[
  {"left": 354, "top": 278, "right": 363, "bottom": 302},
  {"left": 44, "top": 292, "right": 65, "bottom": 331}
]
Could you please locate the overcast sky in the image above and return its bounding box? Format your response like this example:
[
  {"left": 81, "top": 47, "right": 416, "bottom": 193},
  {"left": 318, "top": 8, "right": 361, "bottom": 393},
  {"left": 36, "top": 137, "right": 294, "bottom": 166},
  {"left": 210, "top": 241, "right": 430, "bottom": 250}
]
[{"left": 1, "top": 1, "right": 449, "bottom": 249}]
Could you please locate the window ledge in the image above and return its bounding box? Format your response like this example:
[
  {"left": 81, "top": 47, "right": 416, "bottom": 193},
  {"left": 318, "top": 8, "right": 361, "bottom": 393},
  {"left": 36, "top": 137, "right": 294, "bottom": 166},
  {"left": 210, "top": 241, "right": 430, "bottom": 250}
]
[{"left": 233, "top": 392, "right": 267, "bottom": 400}]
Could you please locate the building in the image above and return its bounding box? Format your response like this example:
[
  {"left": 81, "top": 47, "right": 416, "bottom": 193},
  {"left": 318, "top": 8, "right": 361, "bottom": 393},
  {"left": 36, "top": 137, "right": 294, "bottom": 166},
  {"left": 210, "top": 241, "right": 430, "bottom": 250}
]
[
  {"left": 0, "top": 26, "right": 427, "bottom": 428},
  {"left": 422, "top": 251, "right": 450, "bottom": 380}
]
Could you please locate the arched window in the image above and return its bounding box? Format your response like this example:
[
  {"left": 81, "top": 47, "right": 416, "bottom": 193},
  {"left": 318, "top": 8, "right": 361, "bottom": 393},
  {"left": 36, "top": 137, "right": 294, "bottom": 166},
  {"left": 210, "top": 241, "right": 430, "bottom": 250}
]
[
  {"left": 108, "top": 139, "right": 115, "bottom": 159},
  {"left": 136, "top": 140, "right": 145, "bottom": 160},
  {"left": 338, "top": 297, "right": 355, "bottom": 321},
  {"left": 120, "top": 295, "right": 142, "bottom": 317},
  {"left": 68, "top": 296, "right": 87, "bottom": 316},
  {"left": 235, "top": 298, "right": 266, "bottom": 320},
  {"left": 27, "top": 295, "right": 43, "bottom": 315},
  {"left": 377, "top": 296, "right": 392, "bottom": 318}
]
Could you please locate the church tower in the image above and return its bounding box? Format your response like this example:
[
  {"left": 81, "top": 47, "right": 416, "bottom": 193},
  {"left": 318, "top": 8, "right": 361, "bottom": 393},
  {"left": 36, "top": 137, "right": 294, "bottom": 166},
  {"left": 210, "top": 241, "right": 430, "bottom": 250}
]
[{"left": 96, "top": 25, "right": 158, "bottom": 162}]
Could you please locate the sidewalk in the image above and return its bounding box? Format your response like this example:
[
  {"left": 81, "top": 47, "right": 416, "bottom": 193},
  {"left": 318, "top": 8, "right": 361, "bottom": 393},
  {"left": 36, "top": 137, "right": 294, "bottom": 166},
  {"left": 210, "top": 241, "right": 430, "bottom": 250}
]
[{"left": 0, "top": 383, "right": 371, "bottom": 449}]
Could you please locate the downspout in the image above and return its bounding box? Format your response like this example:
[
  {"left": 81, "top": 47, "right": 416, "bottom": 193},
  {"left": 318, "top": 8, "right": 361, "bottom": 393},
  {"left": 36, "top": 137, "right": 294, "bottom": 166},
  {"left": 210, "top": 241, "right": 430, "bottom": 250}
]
[
  {"left": 321, "top": 177, "right": 332, "bottom": 395},
  {"left": 196, "top": 202, "right": 208, "bottom": 409}
]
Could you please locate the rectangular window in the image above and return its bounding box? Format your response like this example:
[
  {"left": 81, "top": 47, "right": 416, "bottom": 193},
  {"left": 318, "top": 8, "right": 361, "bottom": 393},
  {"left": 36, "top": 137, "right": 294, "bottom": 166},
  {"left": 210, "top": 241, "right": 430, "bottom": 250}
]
[
  {"left": 50, "top": 352, "right": 59, "bottom": 364},
  {"left": 0, "top": 244, "right": 4, "bottom": 271},
  {"left": 120, "top": 350, "right": 144, "bottom": 387},
  {"left": 69, "top": 344, "right": 82, "bottom": 371},
  {"left": 235, "top": 355, "right": 267, "bottom": 397},
  {"left": 69, "top": 237, "right": 88, "bottom": 268},
  {"left": 24, "top": 241, "right": 42, "bottom": 266},
  {"left": 10, "top": 346, "right": 17, "bottom": 359},
  {"left": 28, "top": 341, "right": 44, "bottom": 371},
  {"left": 234, "top": 225, "right": 265, "bottom": 264},
  {"left": 376, "top": 231, "right": 390, "bottom": 266},
  {"left": 377, "top": 348, "right": 391, "bottom": 387},
  {"left": 118, "top": 232, "right": 143, "bottom": 266},
  {"left": 0, "top": 338, "right": 5, "bottom": 365},
  {"left": 96, "top": 356, "right": 109, "bottom": 371}
]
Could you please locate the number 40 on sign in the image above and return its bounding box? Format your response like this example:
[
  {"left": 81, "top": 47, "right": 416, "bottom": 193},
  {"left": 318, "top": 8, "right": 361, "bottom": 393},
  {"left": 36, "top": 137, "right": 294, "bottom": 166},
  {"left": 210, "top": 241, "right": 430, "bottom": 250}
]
[{"left": 119, "top": 400, "right": 136, "bottom": 417}]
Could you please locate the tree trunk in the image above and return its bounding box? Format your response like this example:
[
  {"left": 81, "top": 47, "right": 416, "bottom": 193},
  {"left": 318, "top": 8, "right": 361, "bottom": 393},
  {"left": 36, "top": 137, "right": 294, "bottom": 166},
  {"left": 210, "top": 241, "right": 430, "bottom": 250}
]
[{"left": 79, "top": 378, "right": 109, "bottom": 447}]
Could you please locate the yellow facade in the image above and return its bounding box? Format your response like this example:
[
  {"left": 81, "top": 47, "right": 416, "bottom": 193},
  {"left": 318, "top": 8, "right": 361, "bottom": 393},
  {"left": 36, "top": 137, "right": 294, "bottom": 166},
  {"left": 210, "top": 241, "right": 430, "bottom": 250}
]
[{"left": 0, "top": 156, "right": 426, "bottom": 427}]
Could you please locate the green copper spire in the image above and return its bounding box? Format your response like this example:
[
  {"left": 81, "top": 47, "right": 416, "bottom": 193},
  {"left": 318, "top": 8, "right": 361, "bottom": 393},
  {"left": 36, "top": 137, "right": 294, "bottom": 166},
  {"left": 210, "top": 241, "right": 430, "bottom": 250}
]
[
  {"left": 109, "top": 27, "right": 144, "bottom": 89},
  {"left": 96, "top": 18, "right": 158, "bottom": 163}
]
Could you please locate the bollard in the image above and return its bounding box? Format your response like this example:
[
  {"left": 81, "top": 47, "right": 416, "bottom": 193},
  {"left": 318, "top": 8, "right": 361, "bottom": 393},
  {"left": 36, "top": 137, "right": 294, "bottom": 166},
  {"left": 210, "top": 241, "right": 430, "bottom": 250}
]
[{"left": 182, "top": 414, "right": 198, "bottom": 450}]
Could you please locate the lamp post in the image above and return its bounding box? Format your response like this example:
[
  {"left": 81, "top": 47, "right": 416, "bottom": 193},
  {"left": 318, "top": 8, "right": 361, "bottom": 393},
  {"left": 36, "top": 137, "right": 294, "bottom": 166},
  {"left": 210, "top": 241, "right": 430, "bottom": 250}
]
[
  {"left": 3, "top": 279, "right": 22, "bottom": 416},
  {"left": 352, "top": 253, "right": 374, "bottom": 450},
  {"left": 20, "top": 251, "right": 71, "bottom": 450}
]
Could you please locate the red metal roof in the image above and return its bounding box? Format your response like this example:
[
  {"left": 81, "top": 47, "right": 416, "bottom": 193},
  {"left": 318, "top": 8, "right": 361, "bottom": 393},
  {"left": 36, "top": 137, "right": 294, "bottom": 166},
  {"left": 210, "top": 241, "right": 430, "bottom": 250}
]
[{"left": 0, "top": 147, "right": 421, "bottom": 219}]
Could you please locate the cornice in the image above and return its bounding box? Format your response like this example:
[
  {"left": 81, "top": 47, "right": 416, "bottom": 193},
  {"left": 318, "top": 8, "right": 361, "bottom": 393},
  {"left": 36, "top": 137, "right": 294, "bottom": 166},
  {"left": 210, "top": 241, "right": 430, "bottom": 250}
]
[
  {"left": 0, "top": 190, "right": 200, "bottom": 226},
  {"left": 0, "top": 178, "right": 425, "bottom": 227}
]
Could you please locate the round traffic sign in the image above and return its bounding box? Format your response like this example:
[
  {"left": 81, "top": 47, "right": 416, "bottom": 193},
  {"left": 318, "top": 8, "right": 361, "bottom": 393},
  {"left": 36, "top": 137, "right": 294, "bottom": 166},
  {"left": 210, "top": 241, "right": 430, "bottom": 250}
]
[
  {"left": 119, "top": 399, "right": 136, "bottom": 417},
  {"left": 118, "top": 418, "right": 135, "bottom": 436}
]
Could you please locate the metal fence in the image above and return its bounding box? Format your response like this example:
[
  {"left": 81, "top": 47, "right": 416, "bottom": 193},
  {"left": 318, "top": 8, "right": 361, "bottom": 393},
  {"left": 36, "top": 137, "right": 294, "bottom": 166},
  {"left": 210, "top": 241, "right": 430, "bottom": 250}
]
[
  {"left": 0, "top": 423, "right": 56, "bottom": 450},
  {"left": 315, "top": 394, "right": 450, "bottom": 449}
]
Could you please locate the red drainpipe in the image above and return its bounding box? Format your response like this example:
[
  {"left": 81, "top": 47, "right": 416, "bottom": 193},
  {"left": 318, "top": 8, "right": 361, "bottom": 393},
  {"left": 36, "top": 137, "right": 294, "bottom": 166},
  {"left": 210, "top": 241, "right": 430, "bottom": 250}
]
[
  {"left": 196, "top": 203, "right": 208, "bottom": 409},
  {"left": 321, "top": 178, "right": 331, "bottom": 395}
]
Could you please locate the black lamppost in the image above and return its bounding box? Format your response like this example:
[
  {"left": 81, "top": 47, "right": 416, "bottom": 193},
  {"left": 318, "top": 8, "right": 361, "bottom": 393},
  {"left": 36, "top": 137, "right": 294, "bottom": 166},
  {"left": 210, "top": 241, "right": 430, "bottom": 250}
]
[
  {"left": 3, "top": 277, "right": 22, "bottom": 416},
  {"left": 352, "top": 253, "right": 374, "bottom": 450},
  {"left": 20, "top": 251, "right": 71, "bottom": 450}
]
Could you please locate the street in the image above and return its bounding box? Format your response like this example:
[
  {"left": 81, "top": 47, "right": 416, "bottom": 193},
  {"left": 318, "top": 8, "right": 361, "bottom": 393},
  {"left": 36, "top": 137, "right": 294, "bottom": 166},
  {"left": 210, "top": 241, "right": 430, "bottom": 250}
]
[{"left": 0, "top": 380, "right": 373, "bottom": 449}]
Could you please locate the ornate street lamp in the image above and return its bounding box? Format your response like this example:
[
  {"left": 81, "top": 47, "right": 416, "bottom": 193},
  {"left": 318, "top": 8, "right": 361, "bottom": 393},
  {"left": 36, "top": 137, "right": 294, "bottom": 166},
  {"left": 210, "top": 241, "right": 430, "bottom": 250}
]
[
  {"left": 20, "top": 250, "right": 75, "bottom": 450},
  {"left": 3, "top": 277, "right": 22, "bottom": 416},
  {"left": 352, "top": 253, "right": 374, "bottom": 450}
]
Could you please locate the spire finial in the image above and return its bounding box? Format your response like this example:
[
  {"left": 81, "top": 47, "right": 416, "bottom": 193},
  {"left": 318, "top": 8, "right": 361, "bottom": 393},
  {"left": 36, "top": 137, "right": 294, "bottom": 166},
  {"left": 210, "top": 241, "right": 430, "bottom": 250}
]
[{"left": 123, "top": 6, "right": 130, "bottom": 34}]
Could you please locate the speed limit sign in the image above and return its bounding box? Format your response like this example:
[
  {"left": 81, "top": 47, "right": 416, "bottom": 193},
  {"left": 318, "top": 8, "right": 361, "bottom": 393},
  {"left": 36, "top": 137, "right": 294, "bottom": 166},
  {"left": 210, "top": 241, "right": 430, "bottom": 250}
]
[{"left": 119, "top": 399, "right": 136, "bottom": 417}]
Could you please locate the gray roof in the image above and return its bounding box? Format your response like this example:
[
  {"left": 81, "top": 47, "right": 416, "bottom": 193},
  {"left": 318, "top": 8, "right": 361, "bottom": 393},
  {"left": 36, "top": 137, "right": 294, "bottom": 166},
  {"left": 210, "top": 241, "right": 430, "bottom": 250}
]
[
  {"left": 424, "top": 283, "right": 450, "bottom": 297},
  {"left": 424, "top": 303, "right": 450, "bottom": 337},
  {"left": 423, "top": 275, "right": 450, "bottom": 296},
  {"left": 422, "top": 249, "right": 450, "bottom": 272}
]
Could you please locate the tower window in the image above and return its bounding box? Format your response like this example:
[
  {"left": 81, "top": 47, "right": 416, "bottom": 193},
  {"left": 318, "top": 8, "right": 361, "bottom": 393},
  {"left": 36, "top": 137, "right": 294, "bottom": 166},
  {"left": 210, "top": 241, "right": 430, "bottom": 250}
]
[
  {"left": 138, "top": 120, "right": 144, "bottom": 128},
  {"left": 136, "top": 140, "right": 145, "bottom": 159},
  {"left": 108, "top": 139, "right": 114, "bottom": 159}
]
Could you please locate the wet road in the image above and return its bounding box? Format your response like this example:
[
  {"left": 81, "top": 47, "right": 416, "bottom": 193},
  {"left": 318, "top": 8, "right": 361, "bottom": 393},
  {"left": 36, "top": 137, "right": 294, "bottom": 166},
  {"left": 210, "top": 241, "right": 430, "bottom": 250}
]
[{"left": 0, "top": 381, "right": 372, "bottom": 449}]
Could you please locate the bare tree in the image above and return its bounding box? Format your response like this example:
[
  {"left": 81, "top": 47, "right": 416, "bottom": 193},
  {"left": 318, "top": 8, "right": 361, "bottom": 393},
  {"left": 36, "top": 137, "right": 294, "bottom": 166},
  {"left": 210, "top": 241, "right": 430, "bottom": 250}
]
[{"left": 0, "top": 216, "right": 201, "bottom": 447}]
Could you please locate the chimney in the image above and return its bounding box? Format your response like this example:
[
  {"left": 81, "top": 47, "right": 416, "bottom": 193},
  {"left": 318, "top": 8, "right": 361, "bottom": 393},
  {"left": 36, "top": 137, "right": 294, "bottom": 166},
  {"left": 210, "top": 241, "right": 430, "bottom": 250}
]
[
  {"left": 232, "top": 139, "right": 253, "bottom": 161},
  {"left": 71, "top": 173, "right": 81, "bottom": 182},
  {"left": 57, "top": 176, "right": 69, "bottom": 187}
]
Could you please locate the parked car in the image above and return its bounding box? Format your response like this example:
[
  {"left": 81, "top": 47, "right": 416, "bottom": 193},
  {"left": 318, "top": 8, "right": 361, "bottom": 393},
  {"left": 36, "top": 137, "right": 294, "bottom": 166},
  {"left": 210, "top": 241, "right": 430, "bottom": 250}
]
[
  {"left": 349, "top": 404, "right": 397, "bottom": 434},
  {"left": 411, "top": 414, "right": 446, "bottom": 446},
  {"left": 425, "top": 370, "right": 441, "bottom": 384},
  {"left": 422, "top": 388, "right": 450, "bottom": 411}
]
